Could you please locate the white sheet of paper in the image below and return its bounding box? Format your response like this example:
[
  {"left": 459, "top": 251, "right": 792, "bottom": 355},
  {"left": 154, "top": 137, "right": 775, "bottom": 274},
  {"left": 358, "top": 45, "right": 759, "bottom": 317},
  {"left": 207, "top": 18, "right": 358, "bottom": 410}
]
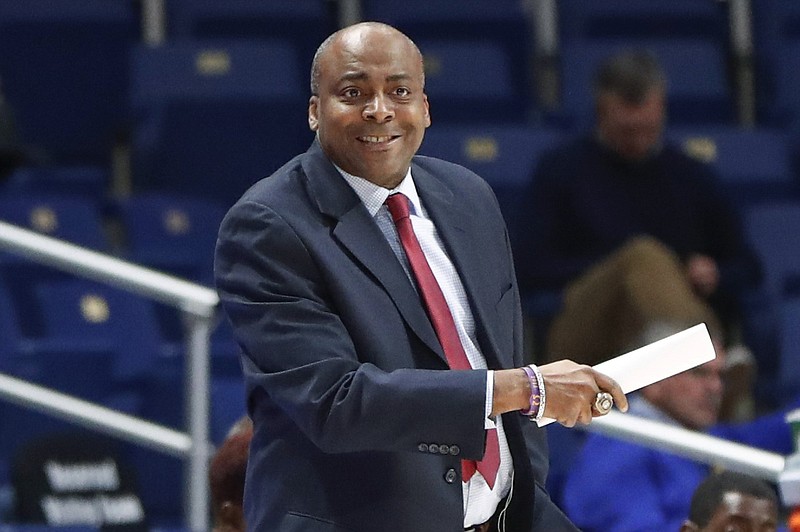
[{"left": 536, "top": 323, "right": 716, "bottom": 427}]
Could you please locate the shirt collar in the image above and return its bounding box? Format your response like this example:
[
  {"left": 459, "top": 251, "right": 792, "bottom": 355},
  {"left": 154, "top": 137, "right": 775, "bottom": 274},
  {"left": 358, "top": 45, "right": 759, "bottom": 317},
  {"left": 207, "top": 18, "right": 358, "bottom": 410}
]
[{"left": 336, "top": 165, "right": 424, "bottom": 218}]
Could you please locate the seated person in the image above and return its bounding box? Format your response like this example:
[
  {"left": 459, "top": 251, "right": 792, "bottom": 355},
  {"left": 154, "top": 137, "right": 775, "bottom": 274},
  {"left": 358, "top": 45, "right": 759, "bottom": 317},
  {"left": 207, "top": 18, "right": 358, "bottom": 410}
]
[
  {"left": 513, "top": 49, "right": 761, "bottom": 372},
  {"left": 681, "top": 470, "right": 780, "bottom": 532},
  {"left": 209, "top": 417, "right": 252, "bottom": 532},
  {"left": 561, "top": 325, "right": 794, "bottom": 532}
]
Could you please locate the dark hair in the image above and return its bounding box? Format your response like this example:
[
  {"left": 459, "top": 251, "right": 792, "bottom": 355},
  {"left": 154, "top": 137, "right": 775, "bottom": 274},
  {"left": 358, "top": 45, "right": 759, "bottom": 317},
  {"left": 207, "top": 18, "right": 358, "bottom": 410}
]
[
  {"left": 209, "top": 420, "right": 253, "bottom": 519},
  {"left": 593, "top": 49, "right": 667, "bottom": 104},
  {"left": 688, "top": 470, "right": 778, "bottom": 527}
]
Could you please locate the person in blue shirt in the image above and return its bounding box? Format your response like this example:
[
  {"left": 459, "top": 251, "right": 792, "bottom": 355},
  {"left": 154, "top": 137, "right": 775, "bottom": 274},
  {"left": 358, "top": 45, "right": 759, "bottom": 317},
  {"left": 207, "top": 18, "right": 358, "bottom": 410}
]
[{"left": 560, "top": 326, "right": 792, "bottom": 532}]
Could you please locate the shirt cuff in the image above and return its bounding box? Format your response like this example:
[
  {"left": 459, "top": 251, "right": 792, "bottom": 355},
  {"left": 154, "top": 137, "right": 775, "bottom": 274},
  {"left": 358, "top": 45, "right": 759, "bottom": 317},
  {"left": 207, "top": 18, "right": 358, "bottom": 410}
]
[{"left": 485, "top": 370, "right": 497, "bottom": 429}]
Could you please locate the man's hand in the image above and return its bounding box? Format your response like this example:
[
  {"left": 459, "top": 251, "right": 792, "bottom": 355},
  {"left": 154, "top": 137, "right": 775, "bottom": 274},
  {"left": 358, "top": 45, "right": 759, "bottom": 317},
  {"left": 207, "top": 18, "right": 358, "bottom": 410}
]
[
  {"left": 685, "top": 254, "right": 719, "bottom": 297},
  {"left": 538, "top": 360, "right": 628, "bottom": 427},
  {"left": 492, "top": 361, "right": 627, "bottom": 425}
]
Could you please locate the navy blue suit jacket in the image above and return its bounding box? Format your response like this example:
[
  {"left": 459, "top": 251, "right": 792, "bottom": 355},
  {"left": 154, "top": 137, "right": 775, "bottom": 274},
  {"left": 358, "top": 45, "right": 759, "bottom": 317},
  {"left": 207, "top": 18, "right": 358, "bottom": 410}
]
[{"left": 214, "top": 141, "right": 577, "bottom": 531}]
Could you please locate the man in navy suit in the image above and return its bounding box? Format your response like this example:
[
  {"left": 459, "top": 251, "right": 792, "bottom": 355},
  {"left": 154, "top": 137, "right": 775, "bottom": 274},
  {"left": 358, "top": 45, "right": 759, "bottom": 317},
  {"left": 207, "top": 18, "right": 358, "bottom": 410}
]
[{"left": 215, "top": 22, "right": 626, "bottom": 531}]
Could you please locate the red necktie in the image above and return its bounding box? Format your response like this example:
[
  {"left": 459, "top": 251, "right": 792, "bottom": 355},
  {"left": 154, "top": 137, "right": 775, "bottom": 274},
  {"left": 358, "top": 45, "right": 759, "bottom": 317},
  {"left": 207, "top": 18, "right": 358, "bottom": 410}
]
[{"left": 386, "top": 193, "right": 500, "bottom": 489}]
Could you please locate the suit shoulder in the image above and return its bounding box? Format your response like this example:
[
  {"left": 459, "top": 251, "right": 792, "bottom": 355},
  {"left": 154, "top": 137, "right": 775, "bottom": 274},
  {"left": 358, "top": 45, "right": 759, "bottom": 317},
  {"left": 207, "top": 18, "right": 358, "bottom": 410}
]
[
  {"left": 233, "top": 153, "right": 306, "bottom": 208},
  {"left": 412, "top": 154, "right": 491, "bottom": 192}
]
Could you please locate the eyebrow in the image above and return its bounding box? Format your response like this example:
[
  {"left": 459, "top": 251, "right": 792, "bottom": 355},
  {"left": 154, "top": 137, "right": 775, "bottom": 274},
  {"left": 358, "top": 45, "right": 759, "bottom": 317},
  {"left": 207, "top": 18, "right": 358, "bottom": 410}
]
[{"left": 338, "top": 72, "right": 413, "bottom": 83}]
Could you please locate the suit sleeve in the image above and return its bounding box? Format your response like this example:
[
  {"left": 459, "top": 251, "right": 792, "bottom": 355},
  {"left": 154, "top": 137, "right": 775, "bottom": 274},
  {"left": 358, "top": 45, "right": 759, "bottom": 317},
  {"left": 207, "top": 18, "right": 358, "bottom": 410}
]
[{"left": 214, "top": 199, "right": 489, "bottom": 458}]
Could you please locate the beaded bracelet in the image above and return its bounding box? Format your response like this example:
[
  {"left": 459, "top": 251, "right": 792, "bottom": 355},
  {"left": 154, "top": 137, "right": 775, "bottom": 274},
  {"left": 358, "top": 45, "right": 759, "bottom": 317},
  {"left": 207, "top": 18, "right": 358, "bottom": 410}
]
[
  {"left": 531, "top": 364, "right": 546, "bottom": 422},
  {"left": 520, "top": 365, "right": 542, "bottom": 420}
]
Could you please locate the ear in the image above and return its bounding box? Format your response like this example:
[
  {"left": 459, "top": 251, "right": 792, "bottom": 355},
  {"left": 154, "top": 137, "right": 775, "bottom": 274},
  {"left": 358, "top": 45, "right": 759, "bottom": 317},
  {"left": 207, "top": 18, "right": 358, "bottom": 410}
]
[
  {"left": 308, "top": 95, "right": 319, "bottom": 132},
  {"left": 423, "top": 94, "right": 431, "bottom": 128}
]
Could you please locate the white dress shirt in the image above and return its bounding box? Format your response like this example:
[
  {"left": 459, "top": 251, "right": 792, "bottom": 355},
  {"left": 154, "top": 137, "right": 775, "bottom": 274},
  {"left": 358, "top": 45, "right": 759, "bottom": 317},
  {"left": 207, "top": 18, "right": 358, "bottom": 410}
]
[{"left": 337, "top": 166, "right": 513, "bottom": 528}]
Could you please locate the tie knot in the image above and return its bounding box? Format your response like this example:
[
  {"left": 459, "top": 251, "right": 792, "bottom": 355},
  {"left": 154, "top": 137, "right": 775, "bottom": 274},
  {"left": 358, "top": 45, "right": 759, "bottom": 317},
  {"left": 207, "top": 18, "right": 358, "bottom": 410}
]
[{"left": 386, "top": 193, "right": 410, "bottom": 223}]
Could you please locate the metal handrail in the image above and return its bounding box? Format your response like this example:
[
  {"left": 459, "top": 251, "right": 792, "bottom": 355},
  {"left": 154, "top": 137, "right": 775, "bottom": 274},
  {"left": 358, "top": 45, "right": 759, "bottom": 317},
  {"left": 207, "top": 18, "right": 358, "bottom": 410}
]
[
  {"left": 588, "top": 411, "right": 786, "bottom": 482},
  {"left": 0, "top": 221, "right": 791, "bottom": 524},
  {"left": 0, "top": 220, "right": 218, "bottom": 531},
  {"left": 0, "top": 373, "right": 193, "bottom": 457}
]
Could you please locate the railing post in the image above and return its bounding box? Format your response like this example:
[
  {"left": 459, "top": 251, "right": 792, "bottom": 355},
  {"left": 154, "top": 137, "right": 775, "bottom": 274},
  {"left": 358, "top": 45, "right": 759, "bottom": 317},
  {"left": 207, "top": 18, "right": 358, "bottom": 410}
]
[{"left": 183, "top": 311, "right": 214, "bottom": 532}]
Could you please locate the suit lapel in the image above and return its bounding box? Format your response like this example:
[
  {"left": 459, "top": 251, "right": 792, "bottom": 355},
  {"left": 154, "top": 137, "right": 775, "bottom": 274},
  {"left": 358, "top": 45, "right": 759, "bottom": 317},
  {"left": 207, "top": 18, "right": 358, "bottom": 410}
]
[
  {"left": 413, "top": 163, "right": 509, "bottom": 370},
  {"left": 300, "top": 143, "right": 446, "bottom": 364}
]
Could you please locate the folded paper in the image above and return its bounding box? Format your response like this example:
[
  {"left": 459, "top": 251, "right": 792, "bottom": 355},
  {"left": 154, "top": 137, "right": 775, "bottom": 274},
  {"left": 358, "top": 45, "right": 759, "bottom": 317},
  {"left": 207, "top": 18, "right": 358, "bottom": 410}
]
[{"left": 537, "top": 323, "right": 716, "bottom": 427}]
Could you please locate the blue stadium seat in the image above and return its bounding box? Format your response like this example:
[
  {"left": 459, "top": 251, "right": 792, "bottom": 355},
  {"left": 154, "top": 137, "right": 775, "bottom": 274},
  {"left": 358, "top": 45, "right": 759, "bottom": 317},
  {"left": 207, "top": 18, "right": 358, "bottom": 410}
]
[
  {"left": 2, "top": 166, "right": 110, "bottom": 204},
  {"left": 128, "top": 375, "right": 245, "bottom": 526},
  {"left": 0, "top": 526, "right": 98, "bottom": 532},
  {"left": 750, "top": 0, "right": 800, "bottom": 126},
  {"left": 167, "top": 0, "right": 333, "bottom": 75},
  {"left": 114, "top": 192, "right": 227, "bottom": 285},
  {"left": 668, "top": 126, "right": 798, "bottom": 209},
  {"left": 778, "top": 296, "right": 800, "bottom": 399},
  {"left": 0, "top": 1, "right": 137, "bottom": 165},
  {"left": 111, "top": 192, "right": 239, "bottom": 371},
  {"left": 30, "top": 278, "right": 169, "bottom": 384},
  {"left": 743, "top": 202, "right": 800, "bottom": 302},
  {"left": 420, "top": 124, "right": 565, "bottom": 236},
  {"left": 210, "top": 377, "right": 247, "bottom": 446},
  {"left": 0, "top": 338, "right": 127, "bottom": 485},
  {"left": 770, "top": 41, "right": 800, "bottom": 131},
  {"left": 416, "top": 40, "right": 524, "bottom": 125},
  {"left": 557, "top": 0, "right": 729, "bottom": 41},
  {"left": 364, "top": 0, "right": 535, "bottom": 120},
  {"left": 129, "top": 40, "right": 314, "bottom": 207},
  {"left": 558, "top": 39, "right": 735, "bottom": 128},
  {"left": 0, "top": 195, "right": 110, "bottom": 254}
]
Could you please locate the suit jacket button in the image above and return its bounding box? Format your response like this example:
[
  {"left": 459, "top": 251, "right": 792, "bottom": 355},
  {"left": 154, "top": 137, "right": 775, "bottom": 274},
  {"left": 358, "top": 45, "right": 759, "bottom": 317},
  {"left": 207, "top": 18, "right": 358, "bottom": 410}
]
[
  {"left": 444, "top": 468, "right": 458, "bottom": 484},
  {"left": 418, "top": 443, "right": 429, "bottom": 453},
  {"left": 438, "top": 444, "right": 450, "bottom": 454},
  {"left": 449, "top": 445, "right": 460, "bottom": 456}
]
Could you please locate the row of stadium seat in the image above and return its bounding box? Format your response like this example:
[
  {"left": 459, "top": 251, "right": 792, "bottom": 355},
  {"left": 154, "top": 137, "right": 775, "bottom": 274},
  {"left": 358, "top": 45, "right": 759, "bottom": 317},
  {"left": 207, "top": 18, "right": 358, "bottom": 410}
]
[{"left": 3, "top": 0, "right": 800, "bottom": 174}]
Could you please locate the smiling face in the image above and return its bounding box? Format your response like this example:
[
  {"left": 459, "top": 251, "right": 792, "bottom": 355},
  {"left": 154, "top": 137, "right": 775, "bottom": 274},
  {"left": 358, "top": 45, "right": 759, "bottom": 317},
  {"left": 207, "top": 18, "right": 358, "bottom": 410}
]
[{"left": 308, "top": 23, "right": 431, "bottom": 189}]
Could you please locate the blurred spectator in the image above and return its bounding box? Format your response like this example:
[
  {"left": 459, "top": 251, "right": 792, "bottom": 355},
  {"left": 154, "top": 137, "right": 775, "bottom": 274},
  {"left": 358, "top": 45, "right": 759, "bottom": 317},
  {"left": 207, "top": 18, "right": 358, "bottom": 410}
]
[
  {"left": 681, "top": 470, "right": 780, "bottom": 532},
  {"left": 513, "top": 50, "right": 761, "bottom": 373},
  {"left": 209, "top": 416, "right": 252, "bottom": 532},
  {"left": 560, "top": 325, "right": 794, "bottom": 532}
]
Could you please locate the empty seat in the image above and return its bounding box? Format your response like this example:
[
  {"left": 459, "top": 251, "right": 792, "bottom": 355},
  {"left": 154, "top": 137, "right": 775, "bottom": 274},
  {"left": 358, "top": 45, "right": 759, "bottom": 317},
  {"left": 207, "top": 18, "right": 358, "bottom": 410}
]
[
  {"left": 0, "top": 1, "right": 137, "bottom": 165},
  {"left": 416, "top": 39, "right": 524, "bottom": 125},
  {"left": 114, "top": 192, "right": 227, "bottom": 285},
  {"left": 2, "top": 166, "right": 110, "bottom": 204},
  {"left": 770, "top": 41, "right": 800, "bottom": 131},
  {"left": 743, "top": 202, "right": 800, "bottom": 301},
  {"left": 31, "top": 278, "right": 169, "bottom": 384},
  {"left": 364, "top": 0, "right": 535, "bottom": 120},
  {"left": 750, "top": 0, "right": 800, "bottom": 125},
  {"left": 0, "top": 195, "right": 110, "bottom": 254},
  {"left": 0, "top": 526, "right": 99, "bottom": 532},
  {"left": 167, "top": 0, "right": 333, "bottom": 75},
  {"left": 668, "top": 126, "right": 798, "bottom": 209},
  {"left": 420, "top": 124, "right": 565, "bottom": 234},
  {"left": 558, "top": 39, "right": 734, "bottom": 128},
  {"left": 778, "top": 296, "right": 800, "bottom": 399},
  {"left": 129, "top": 40, "right": 313, "bottom": 207},
  {"left": 557, "top": 0, "right": 728, "bottom": 41},
  {"left": 210, "top": 377, "right": 247, "bottom": 445},
  {"left": 128, "top": 375, "right": 245, "bottom": 526}
]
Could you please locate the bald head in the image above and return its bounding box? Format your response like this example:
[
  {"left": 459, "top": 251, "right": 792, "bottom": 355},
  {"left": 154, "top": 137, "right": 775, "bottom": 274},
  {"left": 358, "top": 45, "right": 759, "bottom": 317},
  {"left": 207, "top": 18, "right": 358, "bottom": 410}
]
[{"left": 310, "top": 22, "right": 424, "bottom": 96}]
